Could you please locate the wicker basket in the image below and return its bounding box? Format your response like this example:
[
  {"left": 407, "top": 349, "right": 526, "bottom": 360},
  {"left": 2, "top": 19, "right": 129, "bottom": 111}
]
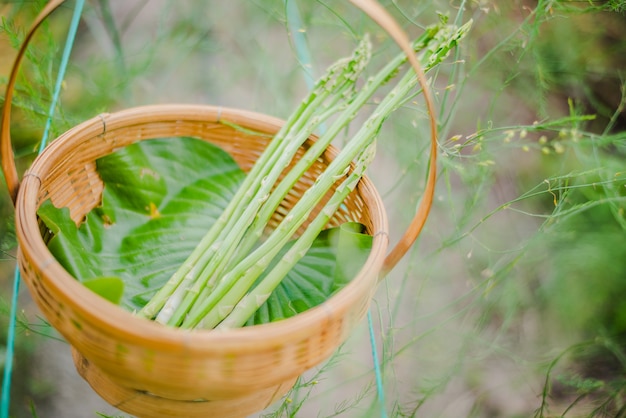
[{"left": 1, "top": 1, "right": 437, "bottom": 417}]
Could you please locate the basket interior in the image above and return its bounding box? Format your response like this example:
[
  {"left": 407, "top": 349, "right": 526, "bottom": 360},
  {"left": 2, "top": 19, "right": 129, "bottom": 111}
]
[
  {"left": 14, "top": 106, "right": 388, "bottom": 404},
  {"left": 38, "top": 111, "right": 373, "bottom": 239}
]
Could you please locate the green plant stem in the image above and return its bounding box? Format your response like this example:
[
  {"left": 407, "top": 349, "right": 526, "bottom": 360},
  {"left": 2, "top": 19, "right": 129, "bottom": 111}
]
[
  {"left": 225, "top": 25, "right": 448, "bottom": 272},
  {"left": 180, "top": 135, "right": 379, "bottom": 329},
  {"left": 164, "top": 76, "right": 365, "bottom": 326},
  {"left": 137, "top": 85, "right": 315, "bottom": 319},
  {"left": 143, "top": 38, "right": 372, "bottom": 323},
  {"left": 191, "top": 46, "right": 432, "bottom": 327},
  {"left": 215, "top": 142, "right": 376, "bottom": 329},
  {"left": 182, "top": 49, "right": 431, "bottom": 329},
  {"left": 140, "top": 18, "right": 471, "bottom": 328}
]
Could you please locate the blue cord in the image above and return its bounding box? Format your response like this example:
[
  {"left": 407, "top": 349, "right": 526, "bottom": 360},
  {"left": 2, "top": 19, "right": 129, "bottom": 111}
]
[
  {"left": 285, "top": 1, "right": 387, "bottom": 415},
  {"left": 368, "top": 310, "right": 388, "bottom": 417},
  {"left": 1, "top": 1, "right": 85, "bottom": 416},
  {"left": 1, "top": 269, "right": 21, "bottom": 417},
  {"left": 40, "top": 0, "right": 86, "bottom": 152}
]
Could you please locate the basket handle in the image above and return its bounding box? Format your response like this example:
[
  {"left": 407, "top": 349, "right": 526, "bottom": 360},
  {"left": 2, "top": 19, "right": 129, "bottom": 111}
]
[
  {"left": 348, "top": 0, "right": 437, "bottom": 276},
  {"left": 0, "top": 0, "right": 437, "bottom": 275},
  {"left": 1, "top": 0, "right": 66, "bottom": 204}
]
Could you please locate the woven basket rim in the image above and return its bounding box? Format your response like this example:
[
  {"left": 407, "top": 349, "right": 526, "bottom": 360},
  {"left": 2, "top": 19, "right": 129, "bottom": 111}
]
[
  {"left": 1, "top": 1, "right": 438, "bottom": 412},
  {"left": 16, "top": 104, "right": 390, "bottom": 351}
]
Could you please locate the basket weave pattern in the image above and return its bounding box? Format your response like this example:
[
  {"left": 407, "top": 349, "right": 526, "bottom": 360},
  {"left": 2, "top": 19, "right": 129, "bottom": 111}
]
[
  {"left": 14, "top": 105, "right": 388, "bottom": 416},
  {"left": 2, "top": 0, "right": 438, "bottom": 416}
]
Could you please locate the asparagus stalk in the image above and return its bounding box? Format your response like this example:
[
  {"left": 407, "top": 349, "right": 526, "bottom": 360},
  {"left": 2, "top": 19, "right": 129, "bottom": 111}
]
[
  {"left": 226, "top": 21, "right": 466, "bottom": 270},
  {"left": 179, "top": 112, "right": 388, "bottom": 328},
  {"left": 162, "top": 88, "right": 359, "bottom": 325},
  {"left": 193, "top": 22, "right": 473, "bottom": 328},
  {"left": 138, "top": 19, "right": 472, "bottom": 328},
  {"left": 181, "top": 63, "right": 418, "bottom": 328},
  {"left": 178, "top": 134, "right": 375, "bottom": 328},
  {"left": 185, "top": 73, "right": 406, "bottom": 329},
  {"left": 140, "top": 37, "right": 372, "bottom": 322},
  {"left": 213, "top": 141, "right": 377, "bottom": 329}
]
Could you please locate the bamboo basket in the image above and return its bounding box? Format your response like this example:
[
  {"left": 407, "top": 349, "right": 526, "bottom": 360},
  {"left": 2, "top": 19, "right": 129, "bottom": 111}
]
[{"left": 0, "top": 1, "right": 437, "bottom": 417}]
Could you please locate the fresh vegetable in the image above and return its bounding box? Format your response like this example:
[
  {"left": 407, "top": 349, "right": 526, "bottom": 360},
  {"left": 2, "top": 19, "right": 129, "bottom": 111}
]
[{"left": 39, "top": 20, "right": 471, "bottom": 329}]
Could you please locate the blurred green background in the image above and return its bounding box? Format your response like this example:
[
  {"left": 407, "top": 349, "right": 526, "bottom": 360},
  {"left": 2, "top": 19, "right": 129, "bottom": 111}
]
[{"left": 1, "top": 1, "right": 626, "bottom": 417}]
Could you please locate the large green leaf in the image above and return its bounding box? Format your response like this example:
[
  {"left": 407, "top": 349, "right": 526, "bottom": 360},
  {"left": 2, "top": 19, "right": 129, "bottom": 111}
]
[
  {"left": 39, "top": 137, "right": 245, "bottom": 311},
  {"left": 246, "top": 222, "right": 373, "bottom": 326},
  {"left": 37, "top": 136, "right": 372, "bottom": 325}
]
